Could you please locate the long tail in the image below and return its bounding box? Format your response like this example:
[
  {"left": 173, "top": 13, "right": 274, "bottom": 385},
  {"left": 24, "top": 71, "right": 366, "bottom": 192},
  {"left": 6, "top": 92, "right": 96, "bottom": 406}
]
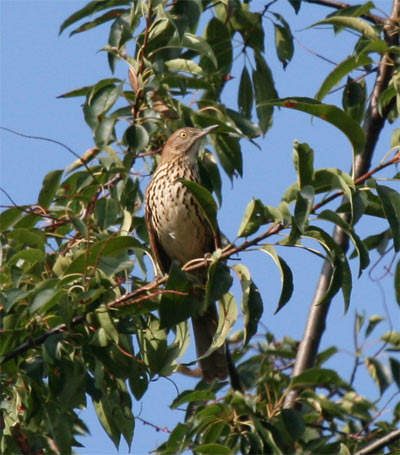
[{"left": 192, "top": 302, "right": 228, "bottom": 382}]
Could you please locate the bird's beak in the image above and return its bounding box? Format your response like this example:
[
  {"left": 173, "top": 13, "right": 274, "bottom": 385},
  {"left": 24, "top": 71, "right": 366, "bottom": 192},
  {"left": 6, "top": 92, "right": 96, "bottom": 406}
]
[{"left": 199, "top": 124, "right": 219, "bottom": 138}]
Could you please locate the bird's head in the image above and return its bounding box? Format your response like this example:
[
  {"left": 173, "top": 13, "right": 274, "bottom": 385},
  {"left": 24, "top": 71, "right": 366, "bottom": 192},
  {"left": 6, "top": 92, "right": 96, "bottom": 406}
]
[{"left": 160, "top": 125, "right": 218, "bottom": 163}]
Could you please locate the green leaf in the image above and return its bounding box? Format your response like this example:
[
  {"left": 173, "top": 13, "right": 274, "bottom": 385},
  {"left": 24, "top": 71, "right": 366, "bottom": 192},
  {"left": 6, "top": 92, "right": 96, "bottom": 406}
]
[
  {"left": 170, "top": 389, "right": 215, "bottom": 409},
  {"left": 94, "top": 198, "right": 120, "bottom": 230},
  {"left": 304, "top": 226, "right": 352, "bottom": 310},
  {"left": 38, "top": 169, "right": 63, "bottom": 209},
  {"left": 8, "top": 248, "right": 45, "bottom": 267},
  {"left": 159, "top": 263, "right": 196, "bottom": 329},
  {"left": 206, "top": 261, "right": 233, "bottom": 303},
  {"left": 389, "top": 357, "right": 400, "bottom": 389},
  {"left": 94, "top": 116, "right": 116, "bottom": 147},
  {"left": 339, "top": 443, "right": 351, "bottom": 455},
  {"left": 183, "top": 33, "right": 217, "bottom": 68},
  {"left": 226, "top": 108, "right": 261, "bottom": 138},
  {"left": 294, "top": 185, "right": 314, "bottom": 233},
  {"left": 365, "top": 357, "right": 391, "bottom": 395},
  {"left": 317, "top": 209, "right": 370, "bottom": 276},
  {"left": 238, "top": 66, "right": 253, "bottom": 118},
  {"left": 292, "top": 368, "right": 342, "bottom": 387},
  {"left": 237, "top": 198, "right": 267, "bottom": 238},
  {"left": 263, "top": 97, "right": 365, "bottom": 157},
  {"left": 8, "top": 228, "right": 45, "bottom": 248},
  {"left": 204, "top": 18, "right": 232, "bottom": 73},
  {"left": 194, "top": 443, "right": 231, "bottom": 455},
  {"left": 272, "top": 14, "right": 294, "bottom": 69},
  {"left": 376, "top": 184, "right": 400, "bottom": 251},
  {"left": 342, "top": 78, "right": 367, "bottom": 124},
  {"left": 30, "top": 289, "right": 65, "bottom": 314},
  {"left": 253, "top": 52, "right": 277, "bottom": 134},
  {"left": 293, "top": 141, "right": 314, "bottom": 188},
  {"left": 96, "top": 305, "right": 119, "bottom": 344},
  {"left": 261, "top": 246, "right": 293, "bottom": 313},
  {"left": 281, "top": 409, "right": 305, "bottom": 441},
  {"left": 69, "top": 8, "right": 128, "bottom": 36},
  {"left": 215, "top": 134, "right": 242, "bottom": 178},
  {"left": 365, "top": 315, "right": 384, "bottom": 337},
  {"left": 0, "top": 207, "right": 25, "bottom": 232},
  {"left": 123, "top": 124, "right": 149, "bottom": 153},
  {"left": 310, "top": 16, "right": 378, "bottom": 40},
  {"left": 316, "top": 54, "right": 372, "bottom": 102},
  {"left": 107, "top": 12, "right": 132, "bottom": 72},
  {"left": 178, "top": 179, "right": 218, "bottom": 235},
  {"left": 395, "top": 260, "right": 400, "bottom": 306},
  {"left": 231, "top": 7, "right": 264, "bottom": 52},
  {"left": 165, "top": 58, "right": 203, "bottom": 76},
  {"left": 59, "top": 0, "right": 131, "bottom": 35},
  {"left": 233, "top": 264, "right": 263, "bottom": 345},
  {"left": 93, "top": 395, "right": 121, "bottom": 449},
  {"left": 84, "top": 84, "right": 123, "bottom": 131}
]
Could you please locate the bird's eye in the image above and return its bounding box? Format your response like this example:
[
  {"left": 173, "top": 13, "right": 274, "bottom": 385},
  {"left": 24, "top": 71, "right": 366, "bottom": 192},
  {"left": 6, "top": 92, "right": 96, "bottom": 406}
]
[{"left": 180, "top": 132, "right": 187, "bottom": 138}]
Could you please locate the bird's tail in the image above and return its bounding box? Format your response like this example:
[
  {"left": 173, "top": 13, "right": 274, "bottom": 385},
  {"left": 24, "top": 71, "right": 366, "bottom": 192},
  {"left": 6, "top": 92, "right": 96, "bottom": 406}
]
[{"left": 192, "top": 302, "right": 228, "bottom": 382}]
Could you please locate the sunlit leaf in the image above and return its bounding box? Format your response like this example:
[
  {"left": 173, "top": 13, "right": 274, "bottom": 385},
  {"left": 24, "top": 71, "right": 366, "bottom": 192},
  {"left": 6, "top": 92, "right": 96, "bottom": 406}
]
[
  {"left": 237, "top": 198, "right": 267, "bottom": 238},
  {"left": 310, "top": 16, "right": 378, "bottom": 40},
  {"left": 316, "top": 54, "right": 372, "bottom": 102},
  {"left": 365, "top": 357, "right": 391, "bottom": 395}
]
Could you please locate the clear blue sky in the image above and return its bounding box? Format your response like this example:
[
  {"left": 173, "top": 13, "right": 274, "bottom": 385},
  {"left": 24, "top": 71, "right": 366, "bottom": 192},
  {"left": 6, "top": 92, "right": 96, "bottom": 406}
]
[{"left": 1, "top": 1, "right": 397, "bottom": 454}]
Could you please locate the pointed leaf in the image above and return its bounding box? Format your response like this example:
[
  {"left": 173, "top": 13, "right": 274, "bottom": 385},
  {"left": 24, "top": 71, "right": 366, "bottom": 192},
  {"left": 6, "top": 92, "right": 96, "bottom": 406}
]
[
  {"left": 38, "top": 169, "right": 63, "bottom": 209},
  {"left": 376, "top": 184, "right": 400, "bottom": 251},
  {"left": 316, "top": 54, "right": 372, "bottom": 102},
  {"left": 206, "top": 261, "right": 233, "bottom": 303},
  {"left": 238, "top": 66, "right": 253, "bottom": 117},
  {"left": 365, "top": 357, "right": 391, "bottom": 395},
  {"left": 237, "top": 198, "right": 267, "bottom": 238},
  {"left": 293, "top": 141, "right": 314, "bottom": 188},
  {"left": 159, "top": 263, "right": 196, "bottom": 329},
  {"left": 253, "top": 52, "right": 277, "bottom": 133},
  {"left": 261, "top": 246, "right": 293, "bottom": 313},
  {"left": 395, "top": 260, "right": 400, "bottom": 306},
  {"left": 294, "top": 185, "right": 314, "bottom": 233},
  {"left": 262, "top": 97, "right": 365, "bottom": 156},
  {"left": 59, "top": 0, "right": 131, "bottom": 35},
  {"left": 317, "top": 209, "right": 370, "bottom": 276},
  {"left": 233, "top": 264, "right": 263, "bottom": 345},
  {"left": 310, "top": 17, "right": 378, "bottom": 40}
]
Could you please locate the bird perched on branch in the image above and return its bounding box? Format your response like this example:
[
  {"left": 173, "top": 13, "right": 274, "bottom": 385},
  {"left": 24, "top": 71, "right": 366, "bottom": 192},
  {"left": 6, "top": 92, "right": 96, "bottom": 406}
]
[{"left": 145, "top": 124, "right": 228, "bottom": 382}]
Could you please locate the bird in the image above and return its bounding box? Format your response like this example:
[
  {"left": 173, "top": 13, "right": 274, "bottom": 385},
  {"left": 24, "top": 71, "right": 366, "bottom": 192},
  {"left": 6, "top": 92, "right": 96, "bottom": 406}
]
[{"left": 145, "top": 124, "right": 228, "bottom": 382}]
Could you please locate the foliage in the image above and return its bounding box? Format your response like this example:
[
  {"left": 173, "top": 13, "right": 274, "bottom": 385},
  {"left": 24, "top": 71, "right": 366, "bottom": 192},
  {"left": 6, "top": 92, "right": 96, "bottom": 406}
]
[{"left": 1, "top": 1, "right": 400, "bottom": 454}]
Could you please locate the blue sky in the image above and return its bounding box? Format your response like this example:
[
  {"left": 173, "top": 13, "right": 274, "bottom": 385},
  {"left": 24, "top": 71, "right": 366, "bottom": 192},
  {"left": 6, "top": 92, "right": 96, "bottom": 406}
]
[{"left": 1, "top": 1, "right": 398, "bottom": 454}]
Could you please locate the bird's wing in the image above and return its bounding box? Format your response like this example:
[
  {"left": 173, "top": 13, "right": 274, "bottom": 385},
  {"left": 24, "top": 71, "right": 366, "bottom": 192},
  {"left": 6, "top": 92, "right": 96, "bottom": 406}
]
[{"left": 145, "top": 206, "right": 171, "bottom": 274}]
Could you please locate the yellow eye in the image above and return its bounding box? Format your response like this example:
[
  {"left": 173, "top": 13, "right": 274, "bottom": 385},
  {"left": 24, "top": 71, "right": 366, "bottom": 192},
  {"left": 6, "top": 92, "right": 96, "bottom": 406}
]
[{"left": 180, "top": 131, "right": 187, "bottom": 138}]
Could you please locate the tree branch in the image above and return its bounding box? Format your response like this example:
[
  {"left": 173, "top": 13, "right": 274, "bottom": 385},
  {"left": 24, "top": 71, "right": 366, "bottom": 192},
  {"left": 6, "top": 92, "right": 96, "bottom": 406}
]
[
  {"left": 353, "top": 429, "right": 400, "bottom": 455},
  {"left": 284, "top": 0, "right": 400, "bottom": 409}
]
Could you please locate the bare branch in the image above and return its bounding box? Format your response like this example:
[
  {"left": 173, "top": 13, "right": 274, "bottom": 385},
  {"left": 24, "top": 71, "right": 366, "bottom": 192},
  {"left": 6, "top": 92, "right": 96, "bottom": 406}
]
[{"left": 353, "top": 429, "right": 400, "bottom": 455}]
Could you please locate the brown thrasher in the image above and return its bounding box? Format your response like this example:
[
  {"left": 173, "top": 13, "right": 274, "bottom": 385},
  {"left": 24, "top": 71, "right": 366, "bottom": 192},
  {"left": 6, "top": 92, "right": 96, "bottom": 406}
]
[{"left": 145, "top": 125, "right": 228, "bottom": 381}]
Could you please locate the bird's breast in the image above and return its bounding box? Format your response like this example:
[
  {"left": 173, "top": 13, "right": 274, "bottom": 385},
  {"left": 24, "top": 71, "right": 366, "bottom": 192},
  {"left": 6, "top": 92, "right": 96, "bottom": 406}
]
[{"left": 146, "top": 160, "right": 212, "bottom": 266}]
